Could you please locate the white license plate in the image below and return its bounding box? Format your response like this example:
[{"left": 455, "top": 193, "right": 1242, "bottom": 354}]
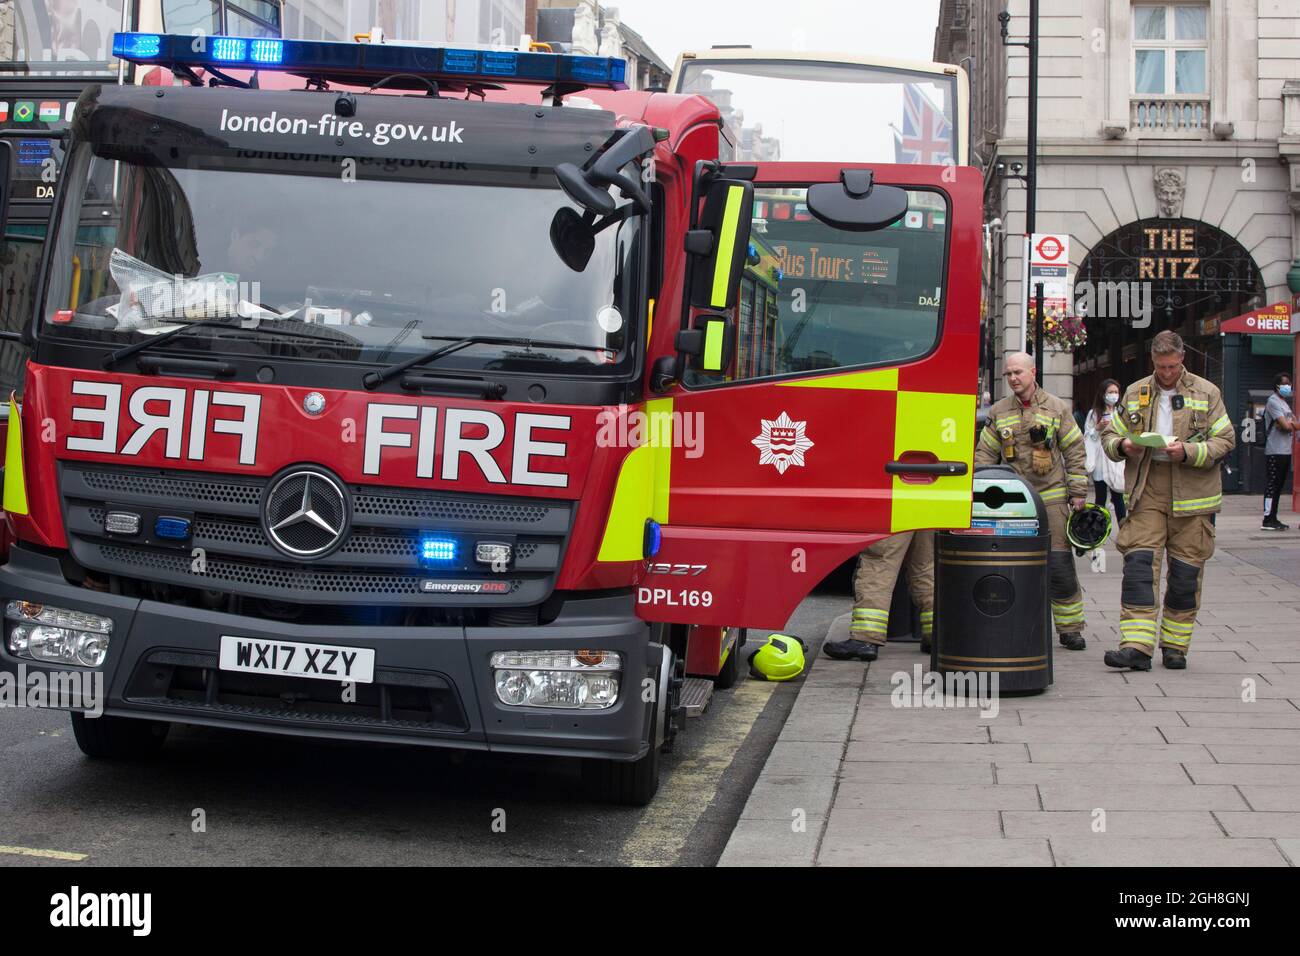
[{"left": 219, "top": 636, "right": 375, "bottom": 684}]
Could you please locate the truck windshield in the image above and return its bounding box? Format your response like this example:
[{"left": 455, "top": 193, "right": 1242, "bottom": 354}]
[
  {"left": 674, "top": 58, "right": 959, "bottom": 165},
  {"left": 43, "top": 143, "right": 642, "bottom": 376}
]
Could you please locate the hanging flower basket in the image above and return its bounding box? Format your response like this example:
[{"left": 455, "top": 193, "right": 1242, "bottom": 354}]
[{"left": 1042, "top": 310, "right": 1088, "bottom": 351}]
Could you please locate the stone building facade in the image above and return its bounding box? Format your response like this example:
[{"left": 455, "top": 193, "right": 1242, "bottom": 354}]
[{"left": 936, "top": 0, "right": 1300, "bottom": 485}]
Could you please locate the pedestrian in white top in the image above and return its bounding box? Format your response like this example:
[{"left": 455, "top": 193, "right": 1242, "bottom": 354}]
[{"left": 1084, "top": 378, "right": 1126, "bottom": 521}]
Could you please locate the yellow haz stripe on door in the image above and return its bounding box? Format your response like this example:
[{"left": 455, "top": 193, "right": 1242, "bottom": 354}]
[
  {"left": 776, "top": 367, "right": 899, "bottom": 391},
  {"left": 709, "top": 185, "right": 746, "bottom": 308},
  {"left": 597, "top": 399, "right": 673, "bottom": 562},
  {"left": 890, "top": 390, "right": 975, "bottom": 533},
  {"left": 3, "top": 396, "right": 29, "bottom": 516}
]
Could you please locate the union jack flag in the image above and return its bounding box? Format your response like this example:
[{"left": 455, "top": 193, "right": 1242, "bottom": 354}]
[{"left": 894, "top": 84, "right": 953, "bottom": 166}]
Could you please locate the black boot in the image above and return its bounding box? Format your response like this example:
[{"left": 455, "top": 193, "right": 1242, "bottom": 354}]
[
  {"left": 823, "top": 638, "right": 879, "bottom": 662},
  {"left": 1059, "top": 632, "right": 1086, "bottom": 651},
  {"left": 1162, "top": 648, "right": 1187, "bottom": 669},
  {"left": 1103, "top": 647, "right": 1152, "bottom": 671},
  {"left": 919, "top": 637, "right": 931, "bottom": 654}
]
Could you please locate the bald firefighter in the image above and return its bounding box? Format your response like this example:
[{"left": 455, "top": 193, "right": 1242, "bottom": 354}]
[
  {"left": 1100, "top": 331, "right": 1234, "bottom": 671},
  {"left": 974, "top": 352, "right": 1090, "bottom": 650},
  {"left": 824, "top": 532, "right": 935, "bottom": 662}
]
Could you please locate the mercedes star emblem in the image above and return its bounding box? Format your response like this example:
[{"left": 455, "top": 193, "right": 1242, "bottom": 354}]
[
  {"left": 303, "top": 391, "right": 326, "bottom": 415},
  {"left": 262, "top": 468, "right": 349, "bottom": 558}
]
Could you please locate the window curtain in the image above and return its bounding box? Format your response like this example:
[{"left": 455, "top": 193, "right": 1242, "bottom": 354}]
[{"left": 1134, "top": 49, "right": 1165, "bottom": 94}]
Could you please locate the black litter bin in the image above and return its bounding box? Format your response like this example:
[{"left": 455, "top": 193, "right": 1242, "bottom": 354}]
[{"left": 933, "top": 466, "right": 1053, "bottom": 693}]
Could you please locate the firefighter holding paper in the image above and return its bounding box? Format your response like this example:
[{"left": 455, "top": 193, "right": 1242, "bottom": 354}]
[
  {"left": 1100, "top": 331, "right": 1234, "bottom": 671},
  {"left": 974, "top": 351, "right": 1090, "bottom": 650}
]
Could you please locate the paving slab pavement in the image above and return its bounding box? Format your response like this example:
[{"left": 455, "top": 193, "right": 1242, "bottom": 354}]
[{"left": 719, "top": 496, "right": 1300, "bottom": 867}]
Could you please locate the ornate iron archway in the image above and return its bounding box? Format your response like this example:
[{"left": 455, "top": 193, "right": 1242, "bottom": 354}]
[
  {"left": 1072, "top": 217, "right": 1265, "bottom": 407},
  {"left": 1077, "top": 217, "right": 1264, "bottom": 318}
]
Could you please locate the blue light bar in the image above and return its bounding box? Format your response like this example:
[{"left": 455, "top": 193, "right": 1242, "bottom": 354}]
[
  {"left": 249, "top": 39, "right": 284, "bottom": 65},
  {"left": 211, "top": 37, "right": 247, "bottom": 62},
  {"left": 420, "top": 537, "right": 458, "bottom": 564},
  {"left": 112, "top": 32, "right": 162, "bottom": 59},
  {"left": 111, "top": 32, "right": 628, "bottom": 90}
]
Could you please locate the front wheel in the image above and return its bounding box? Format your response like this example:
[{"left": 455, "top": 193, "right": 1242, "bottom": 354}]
[
  {"left": 70, "top": 712, "right": 170, "bottom": 759},
  {"left": 582, "top": 725, "right": 661, "bottom": 807}
]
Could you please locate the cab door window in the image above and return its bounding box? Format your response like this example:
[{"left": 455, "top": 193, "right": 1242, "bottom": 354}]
[{"left": 687, "top": 186, "right": 947, "bottom": 387}]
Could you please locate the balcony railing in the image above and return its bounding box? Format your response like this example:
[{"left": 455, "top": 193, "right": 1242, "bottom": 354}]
[{"left": 1130, "top": 96, "right": 1210, "bottom": 135}]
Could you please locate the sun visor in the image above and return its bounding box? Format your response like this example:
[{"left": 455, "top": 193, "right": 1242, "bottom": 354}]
[{"left": 78, "top": 85, "right": 617, "bottom": 169}]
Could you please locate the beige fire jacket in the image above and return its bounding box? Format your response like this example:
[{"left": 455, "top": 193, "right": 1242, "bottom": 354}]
[
  {"left": 975, "top": 386, "right": 1090, "bottom": 504},
  {"left": 1100, "top": 369, "right": 1234, "bottom": 516}
]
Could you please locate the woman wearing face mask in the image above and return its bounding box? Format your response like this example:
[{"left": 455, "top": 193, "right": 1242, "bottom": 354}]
[
  {"left": 1262, "top": 373, "right": 1297, "bottom": 531},
  {"left": 1084, "top": 378, "right": 1127, "bottom": 522}
]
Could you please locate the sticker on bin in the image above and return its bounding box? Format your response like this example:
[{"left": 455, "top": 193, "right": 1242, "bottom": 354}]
[{"left": 953, "top": 519, "right": 1040, "bottom": 536}]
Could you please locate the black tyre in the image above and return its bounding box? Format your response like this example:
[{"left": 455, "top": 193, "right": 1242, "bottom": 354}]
[
  {"left": 712, "top": 628, "right": 743, "bottom": 690},
  {"left": 70, "top": 712, "right": 169, "bottom": 759},
  {"left": 583, "top": 651, "right": 667, "bottom": 806},
  {"left": 583, "top": 732, "right": 661, "bottom": 807}
]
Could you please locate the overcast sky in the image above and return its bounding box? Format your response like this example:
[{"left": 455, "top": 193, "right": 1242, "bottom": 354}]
[{"left": 604, "top": 0, "right": 943, "bottom": 68}]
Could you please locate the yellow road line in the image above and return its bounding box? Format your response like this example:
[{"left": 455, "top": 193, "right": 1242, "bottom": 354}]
[
  {"left": 0, "top": 844, "right": 87, "bottom": 862},
  {"left": 618, "top": 679, "right": 777, "bottom": 867}
]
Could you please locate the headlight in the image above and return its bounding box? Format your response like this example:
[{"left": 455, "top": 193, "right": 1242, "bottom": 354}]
[
  {"left": 4, "top": 602, "right": 112, "bottom": 667},
  {"left": 490, "top": 649, "right": 621, "bottom": 709}
]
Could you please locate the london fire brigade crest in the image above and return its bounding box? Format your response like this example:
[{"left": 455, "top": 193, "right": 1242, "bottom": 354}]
[{"left": 752, "top": 412, "right": 815, "bottom": 474}]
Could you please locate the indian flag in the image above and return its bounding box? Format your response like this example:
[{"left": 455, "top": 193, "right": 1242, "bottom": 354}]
[{"left": 39, "top": 102, "right": 60, "bottom": 123}]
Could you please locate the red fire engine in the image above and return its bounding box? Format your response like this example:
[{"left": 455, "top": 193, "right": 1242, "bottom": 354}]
[{"left": 0, "top": 32, "right": 979, "bottom": 804}]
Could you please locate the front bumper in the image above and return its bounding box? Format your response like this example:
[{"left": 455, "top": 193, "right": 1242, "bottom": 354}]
[{"left": 0, "top": 547, "right": 658, "bottom": 761}]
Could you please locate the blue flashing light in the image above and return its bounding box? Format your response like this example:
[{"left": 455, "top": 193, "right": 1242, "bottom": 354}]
[
  {"left": 113, "top": 32, "right": 162, "bottom": 59},
  {"left": 442, "top": 48, "right": 480, "bottom": 73},
  {"left": 110, "top": 32, "right": 629, "bottom": 90},
  {"left": 250, "top": 39, "right": 284, "bottom": 65},
  {"left": 211, "top": 37, "right": 248, "bottom": 62},
  {"left": 643, "top": 519, "right": 662, "bottom": 559},
  {"left": 420, "top": 537, "right": 458, "bottom": 564},
  {"left": 154, "top": 516, "right": 192, "bottom": 540},
  {"left": 482, "top": 51, "right": 518, "bottom": 76}
]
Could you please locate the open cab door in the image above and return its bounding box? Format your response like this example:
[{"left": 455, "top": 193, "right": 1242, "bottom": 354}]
[{"left": 638, "top": 160, "right": 981, "bottom": 630}]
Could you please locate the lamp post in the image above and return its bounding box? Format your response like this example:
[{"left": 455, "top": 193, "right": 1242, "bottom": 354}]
[{"left": 1001, "top": 2, "right": 1040, "bottom": 381}]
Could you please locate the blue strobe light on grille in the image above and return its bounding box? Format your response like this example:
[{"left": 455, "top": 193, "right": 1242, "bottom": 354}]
[
  {"left": 420, "top": 537, "right": 458, "bottom": 564},
  {"left": 154, "top": 516, "right": 192, "bottom": 540}
]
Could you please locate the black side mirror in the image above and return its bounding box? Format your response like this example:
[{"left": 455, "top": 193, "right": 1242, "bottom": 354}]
[
  {"left": 553, "top": 126, "right": 656, "bottom": 217},
  {"left": 555, "top": 163, "right": 615, "bottom": 217},
  {"left": 549, "top": 207, "right": 597, "bottom": 272},
  {"left": 676, "top": 312, "right": 735, "bottom": 373},
  {"left": 806, "top": 169, "right": 908, "bottom": 232},
  {"left": 687, "top": 178, "right": 754, "bottom": 310}
]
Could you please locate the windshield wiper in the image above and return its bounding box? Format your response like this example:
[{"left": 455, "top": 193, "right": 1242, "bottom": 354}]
[
  {"left": 103, "top": 319, "right": 245, "bottom": 369},
  {"left": 362, "top": 335, "right": 610, "bottom": 390},
  {"left": 103, "top": 317, "right": 359, "bottom": 369}
]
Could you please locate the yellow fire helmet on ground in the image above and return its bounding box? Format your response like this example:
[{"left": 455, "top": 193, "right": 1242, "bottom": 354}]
[{"left": 747, "top": 633, "right": 809, "bottom": 682}]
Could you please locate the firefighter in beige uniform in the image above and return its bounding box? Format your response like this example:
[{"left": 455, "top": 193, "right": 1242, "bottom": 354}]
[
  {"left": 1100, "top": 331, "right": 1234, "bottom": 671},
  {"left": 974, "top": 352, "right": 1091, "bottom": 650},
  {"left": 824, "top": 532, "right": 935, "bottom": 662}
]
